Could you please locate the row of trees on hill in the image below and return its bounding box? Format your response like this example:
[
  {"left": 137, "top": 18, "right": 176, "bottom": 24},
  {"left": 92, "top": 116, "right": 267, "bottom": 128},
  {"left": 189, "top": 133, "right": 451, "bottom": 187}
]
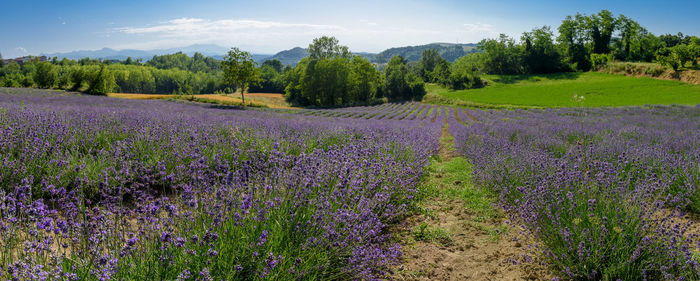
[
  {"left": 0, "top": 58, "right": 227, "bottom": 95},
  {"left": 471, "top": 10, "right": 699, "bottom": 75}
]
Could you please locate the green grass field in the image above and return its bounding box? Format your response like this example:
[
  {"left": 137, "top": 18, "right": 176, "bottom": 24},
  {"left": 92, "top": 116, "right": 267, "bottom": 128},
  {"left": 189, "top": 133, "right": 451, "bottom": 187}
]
[{"left": 427, "top": 72, "right": 700, "bottom": 107}]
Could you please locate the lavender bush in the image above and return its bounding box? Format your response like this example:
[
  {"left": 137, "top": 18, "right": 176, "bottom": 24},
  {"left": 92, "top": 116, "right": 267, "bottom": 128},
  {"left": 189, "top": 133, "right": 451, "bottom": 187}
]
[
  {"left": 451, "top": 105, "right": 700, "bottom": 280},
  {"left": 0, "top": 90, "right": 441, "bottom": 280}
]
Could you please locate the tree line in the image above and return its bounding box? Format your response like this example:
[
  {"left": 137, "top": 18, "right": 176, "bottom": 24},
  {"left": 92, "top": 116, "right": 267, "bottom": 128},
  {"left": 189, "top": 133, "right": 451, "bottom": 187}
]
[
  {"left": 0, "top": 36, "right": 475, "bottom": 107},
  {"left": 0, "top": 53, "right": 228, "bottom": 95},
  {"left": 1, "top": 39, "right": 456, "bottom": 107},
  {"left": 471, "top": 10, "right": 699, "bottom": 75}
]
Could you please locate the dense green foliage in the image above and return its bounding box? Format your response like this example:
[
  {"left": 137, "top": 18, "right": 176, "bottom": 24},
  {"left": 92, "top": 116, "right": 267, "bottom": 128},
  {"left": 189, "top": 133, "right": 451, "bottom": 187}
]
[
  {"left": 284, "top": 37, "right": 424, "bottom": 107},
  {"left": 0, "top": 56, "right": 228, "bottom": 95},
  {"left": 382, "top": 56, "right": 425, "bottom": 101},
  {"left": 444, "top": 55, "right": 485, "bottom": 90},
  {"left": 146, "top": 52, "right": 220, "bottom": 73},
  {"left": 285, "top": 54, "right": 384, "bottom": 106},
  {"left": 468, "top": 10, "right": 698, "bottom": 75},
  {"left": 249, "top": 60, "right": 287, "bottom": 93},
  {"left": 428, "top": 72, "right": 700, "bottom": 107}
]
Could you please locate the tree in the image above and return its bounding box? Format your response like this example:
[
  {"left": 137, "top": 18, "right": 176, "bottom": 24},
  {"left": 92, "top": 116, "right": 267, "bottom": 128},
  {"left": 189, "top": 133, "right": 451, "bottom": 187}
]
[
  {"left": 262, "top": 59, "right": 284, "bottom": 73},
  {"left": 34, "top": 62, "right": 57, "bottom": 89},
  {"left": 88, "top": 64, "right": 115, "bottom": 95},
  {"left": 586, "top": 10, "right": 616, "bottom": 54},
  {"left": 477, "top": 34, "right": 523, "bottom": 74},
  {"left": 522, "top": 26, "right": 562, "bottom": 73},
  {"left": 431, "top": 60, "right": 451, "bottom": 84},
  {"left": 656, "top": 47, "right": 680, "bottom": 71},
  {"left": 383, "top": 56, "right": 425, "bottom": 101},
  {"left": 419, "top": 49, "right": 446, "bottom": 82},
  {"left": 221, "top": 47, "right": 261, "bottom": 105},
  {"left": 672, "top": 44, "right": 694, "bottom": 67},
  {"left": 350, "top": 56, "right": 381, "bottom": 103},
  {"left": 617, "top": 15, "right": 644, "bottom": 60},
  {"left": 308, "top": 36, "right": 351, "bottom": 60},
  {"left": 70, "top": 67, "right": 88, "bottom": 90},
  {"left": 124, "top": 57, "right": 136, "bottom": 65},
  {"left": 659, "top": 33, "right": 690, "bottom": 48},
  {"left": 250, "top": 64, "right": 284, "bottom": 93},
  {"left": 56, "top": 66, "right": 71, "bottom": 89},
  {"left": 558, "top": 14, "right": 591, "bottom": 71},
  {"left": 0, "top": 52, "right": 4, "bottom": 67},
  {"left": 690, "top": 41, "right": 700, "bottom": 66}
]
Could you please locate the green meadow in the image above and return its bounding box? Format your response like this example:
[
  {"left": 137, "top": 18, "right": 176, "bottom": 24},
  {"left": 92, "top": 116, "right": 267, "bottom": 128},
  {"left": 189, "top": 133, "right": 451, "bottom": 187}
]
[{"left": 427, "top": 72, "right": 700, "bottom": 108}]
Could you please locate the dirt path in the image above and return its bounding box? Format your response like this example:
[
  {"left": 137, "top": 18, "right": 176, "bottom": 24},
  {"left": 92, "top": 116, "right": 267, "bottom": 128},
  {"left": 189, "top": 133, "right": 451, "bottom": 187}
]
[{"left": 390, "top": 123, "right": 549, "bottom": 281}]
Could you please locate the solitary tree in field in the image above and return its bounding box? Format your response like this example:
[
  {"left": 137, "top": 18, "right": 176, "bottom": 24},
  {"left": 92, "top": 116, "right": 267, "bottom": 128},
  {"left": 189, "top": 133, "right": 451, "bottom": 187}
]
[{"left": 221, "top": 47, "right": 260, "bottom": 106}]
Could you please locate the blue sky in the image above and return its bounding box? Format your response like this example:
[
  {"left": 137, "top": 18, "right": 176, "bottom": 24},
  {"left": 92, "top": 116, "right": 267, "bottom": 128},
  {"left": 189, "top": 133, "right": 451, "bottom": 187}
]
[{"left": 1, "top": 0, "right": 699, "bottom": 58}]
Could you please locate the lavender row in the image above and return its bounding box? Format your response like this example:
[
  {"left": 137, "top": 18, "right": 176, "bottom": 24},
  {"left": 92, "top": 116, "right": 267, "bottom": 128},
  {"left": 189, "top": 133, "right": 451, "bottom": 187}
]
[{"left": 451, "top": 105, "right": 700, "bottom": 280}]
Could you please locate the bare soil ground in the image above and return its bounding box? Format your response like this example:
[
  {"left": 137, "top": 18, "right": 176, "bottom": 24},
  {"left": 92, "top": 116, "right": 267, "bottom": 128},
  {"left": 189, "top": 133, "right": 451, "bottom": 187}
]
[{"left": 389, "top": 124, "right": 550, "bottom": 281}]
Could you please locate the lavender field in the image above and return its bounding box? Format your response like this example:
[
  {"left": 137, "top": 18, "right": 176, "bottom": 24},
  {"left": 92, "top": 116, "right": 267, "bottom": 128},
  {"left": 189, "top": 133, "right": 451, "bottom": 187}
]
[
  {"left": 449, "top": 105, "right": 700, "bottom": 280},
  {"left": 1, "top": 88, "right": 699, "bottom": 280},
  {"left": 0, "top": 89, "right": 441, "bottom": 280}
]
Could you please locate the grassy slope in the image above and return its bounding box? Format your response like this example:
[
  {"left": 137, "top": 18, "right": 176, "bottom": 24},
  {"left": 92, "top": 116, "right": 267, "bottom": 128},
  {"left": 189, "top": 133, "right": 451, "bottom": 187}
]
[{"left": 428, "top": 72, "right": 700, "bottom": 107}]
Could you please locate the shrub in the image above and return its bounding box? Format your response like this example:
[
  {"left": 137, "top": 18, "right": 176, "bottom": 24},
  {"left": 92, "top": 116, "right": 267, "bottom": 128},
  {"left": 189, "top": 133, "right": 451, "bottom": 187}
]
[
  {"left": 656, "top": 47, "right": 680, "bottom": 71},
  {"left": 590, "top": 53, "right": 614, "bottom": 70}
]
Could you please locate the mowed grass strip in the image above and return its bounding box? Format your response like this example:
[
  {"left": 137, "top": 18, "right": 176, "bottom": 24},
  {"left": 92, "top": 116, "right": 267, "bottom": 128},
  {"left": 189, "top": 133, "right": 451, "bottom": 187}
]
[
  {"left": 108, "top": 92, "right": 293, "bottom": 108},
  {"left": 428, "top": 72, "right": 700, "bottom": 107}
]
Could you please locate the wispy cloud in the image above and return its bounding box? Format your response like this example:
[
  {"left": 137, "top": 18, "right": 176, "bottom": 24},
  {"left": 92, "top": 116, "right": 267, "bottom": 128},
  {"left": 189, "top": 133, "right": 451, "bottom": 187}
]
[
  {"left": 462, "top": 23, "right": 494, "bottom": 33},
  {"left": 359, "top": 19, "right": 378, "bottom": 27},
  {"left": 15, "top": 47, "right": 28, "bottom": 54},
  {"left": 118, "top": 18, "right": 343, "bottom": 35},
  {"left": 115, "top": 18, "right": 345, "bottom": 50},
  {"left": 112, "top": 17, "right": 495, "bottom": 53}
]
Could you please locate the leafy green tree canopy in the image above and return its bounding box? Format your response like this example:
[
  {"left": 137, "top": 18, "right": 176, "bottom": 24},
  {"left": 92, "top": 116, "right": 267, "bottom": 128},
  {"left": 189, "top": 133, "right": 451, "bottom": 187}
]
[
  {"left": 221, "top": 47, "right": 261, "bottom": 105},
  {"left": 308, "top": 36, "right": 352, "bottom": 60}
]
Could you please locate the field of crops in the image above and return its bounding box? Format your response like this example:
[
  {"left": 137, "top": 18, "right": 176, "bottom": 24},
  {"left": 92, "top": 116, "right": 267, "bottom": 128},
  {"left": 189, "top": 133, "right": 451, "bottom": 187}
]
[
  {"left": 449, "top": 105, "right": 700, "bottom": 280},
  {"left": 0, "top": 89, "right": 443, "bottom": 280},
  {"left": 1, "top": 88, "right": 699, "bottom": 280}
]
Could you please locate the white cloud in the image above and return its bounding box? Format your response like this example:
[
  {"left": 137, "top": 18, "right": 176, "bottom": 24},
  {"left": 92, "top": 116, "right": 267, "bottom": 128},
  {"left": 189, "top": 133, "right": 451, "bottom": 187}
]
[
  {"left": 115, "top": 18, "right": 344, "bottom": 49},
  {"left": 462, "top": 23, "right": 494, "bottom": 33},
  {"left": 15, "top": 47, "right": 28, "bottom": 54},
  {"left": 113, "top": 18, "right": 351, "bottom": 52},
  {"left": 112, "top": 17, "right": 496, "bottom": 53},
  {"left": 359, "top": 19, "right": 378, "bottom": 27}
]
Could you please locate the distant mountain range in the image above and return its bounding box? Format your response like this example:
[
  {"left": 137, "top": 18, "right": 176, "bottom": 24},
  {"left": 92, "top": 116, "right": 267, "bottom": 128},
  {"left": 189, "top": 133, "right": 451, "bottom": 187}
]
[
  {"left": 43, "top": 44, "right": 271, "bottom": 62},
  {"left": 42, "top": 43, "right": 478, "bottom": 65}
]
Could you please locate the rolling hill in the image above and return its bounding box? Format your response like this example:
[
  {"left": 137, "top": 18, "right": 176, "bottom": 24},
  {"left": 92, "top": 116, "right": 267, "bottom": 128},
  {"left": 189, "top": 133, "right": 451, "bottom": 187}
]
[
  {"left": 261, "top": 43, "right": 478, "bottom": 66},
  {"left": 44, "top": 44, "right": 271, "bottom": 62},
  {"left": 41, "top": 42, "right": 479, "bottom": 66}
]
